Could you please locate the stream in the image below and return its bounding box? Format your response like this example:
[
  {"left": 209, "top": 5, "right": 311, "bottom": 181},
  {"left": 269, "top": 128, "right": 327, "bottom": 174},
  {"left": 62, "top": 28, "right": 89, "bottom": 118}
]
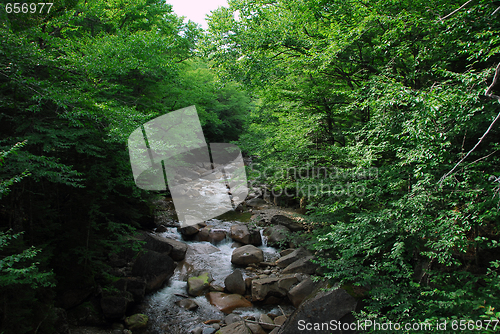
[{"left": 138, "top": 213, "right": 294, "bottom": 334}]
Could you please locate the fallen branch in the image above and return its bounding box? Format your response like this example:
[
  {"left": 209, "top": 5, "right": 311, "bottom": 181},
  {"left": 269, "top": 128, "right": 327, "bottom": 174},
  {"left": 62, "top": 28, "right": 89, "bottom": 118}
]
[
  {"left": 439, "top": 0, "right": 473, "bottom": 21},
  {"left": 243, "top": 319, "right": 282, "bottom": 328},
  {"left": 438, "top": 63, "right": 500, "bottom": 185},
  {"left": 485, "top": 62, "right": 500, "bottom": 101}
]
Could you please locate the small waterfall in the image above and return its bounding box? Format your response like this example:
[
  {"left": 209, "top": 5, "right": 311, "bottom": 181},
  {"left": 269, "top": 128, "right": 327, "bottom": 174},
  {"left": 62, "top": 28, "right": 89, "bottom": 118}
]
[{"left": 259, "top": 228, "right": 268, "bottom": 247}]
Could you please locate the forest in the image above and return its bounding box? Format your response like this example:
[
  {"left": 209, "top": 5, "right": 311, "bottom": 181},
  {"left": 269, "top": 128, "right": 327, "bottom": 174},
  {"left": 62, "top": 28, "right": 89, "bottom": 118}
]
[{"left": 1, "top": 0, "right": 500, "bottom": 333}]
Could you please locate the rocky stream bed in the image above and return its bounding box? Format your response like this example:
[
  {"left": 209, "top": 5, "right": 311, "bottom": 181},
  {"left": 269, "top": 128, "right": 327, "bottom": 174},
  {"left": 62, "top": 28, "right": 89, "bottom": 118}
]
[{"left": 67, "top": 196, "right": 360, "bottom": 334}]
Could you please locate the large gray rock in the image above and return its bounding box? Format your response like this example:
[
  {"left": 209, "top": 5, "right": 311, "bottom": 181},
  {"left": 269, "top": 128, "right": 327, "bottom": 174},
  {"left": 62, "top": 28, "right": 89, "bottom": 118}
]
[
  {"left": 179, "top": 223, "right": 202, "bottom": 236},
  {"left": 187, "top": 272, "right": 213, "bottom": 296},
  {"left": 142, "top": 233, "right": 188, "bottom": 261},
  {"left": 143, "top": 233, "right": 173, "bottom": 253},
  {"left": 231, "top": 245, "right": 264, "bottom": 266},
  {"left": 206, "top": 292, "right": 253, "bottom": 313},
  {"left": 287, "top": 277, "right": 318, "bottom": 307},
  {"left": 246, "top": 198, "right": 267, "bottom": 208},
  {"left": 277, "top": 288, "right": 358, "bottom": 334},
  {"left": 270, "top": 215, "right": 304, "bottom": 232},
  {"left": 113, "top": 277, "right": 146, "bottom": 303},
  {"left": 276, "top": 247, "right": 312, "bottom": 268},
  {"left": 163, "top": 237, "right": 188, "bottom": 261},
  {"left": 216, "top": 321, "right": 252, "bottom": 334},
  {"left": 259, "top": 314, "right": 275, "bottom": 330},
  {"left": 251, "top": 274, "right": 298, "bottom": 301},
  {"left": 263, "top": 225, "right": 290, "bottom": 247},
  {"left": 209, "top": 229, "right": 227, "bottom": 244},
  {"left": 282, "top": 256, "right": 319, "bottom": 275},
  {"left": 246, "top": 322, "right": 267, "bottom": 334},
  {"left": 225, "top": 313, "right": 243, "bottom": 325},
  {"left": 225, "top": 269, "right": 246, "bottom": 295},
  {"left": 124, "top": 314, "right": 148, "bottom": 330},
  {"left": 195, "top": 226, "right": 211, "bottom": 242},
  {"left": 230, "top": 225, "right": 262, "bottom": 246},
  {"left": 176, "top": 298, "right": 199, "bottom": 311},
  {"left": 100, "top": 294, "right": 132, "bottom": 319},
  {"left": 131, "top": 250, "right": 175, "bottom": 291}
]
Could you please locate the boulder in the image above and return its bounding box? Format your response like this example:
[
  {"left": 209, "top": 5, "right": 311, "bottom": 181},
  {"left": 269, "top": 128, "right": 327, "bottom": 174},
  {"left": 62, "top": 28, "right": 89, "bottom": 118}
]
[
  {"left": 121, "top": 277, "right": 146, "bottom": 303},
  {"left": 273, "top": 315, "right": 286, "bottom": 326},
  {"left": 282, "top": 256, "right": 319, "bottom": 275},
  {"left": 207, "top": 292, "right": 253, "bottom": 314},
  {"left": 188, "top": 242, "right": 221, "bottom": 256},
  {"left": 143, "top": 233, "right": 173, "bottom": 254},
  {"left": 209, "top": 229, "right": 227, "bottom": 244},
  {"left": 100, "top": 295, "right": 130, "bottom": 319},
  {"left": 287, "top": 277, "right": 318, "bottom": 307},
  {"left": 231, "top": 245, "right": 264, "bottom": 266},
  {"left": 195, "top": 226, "right": 211, "bottom": 242},
  {"left": 216, "top": 321, "right": 252, "bottom": 334},
  {"left": 179, "top": 224, "right": 201, "bottom": 236},
  {"left": 176, "top": 298, "right": 199, "bottom": 311},
  {"left": 270, "top": 215, "right": 304, "bottom": 232},
  {"left": 160, "top": 236, "right": 188, "bottom": 261},
  {"left": 125, "top": 314, "right": 148, "bottom": 330},
  {"left": 263, "top": 225, "right": 290, "bottom": 247},
  {"left": 132, "top": 250, "right": 175, "bottom": 291},
  {"left": 245, "top": 198, "right": 267, "bottom": 208},
  {"left": 246, "top": 322, "right": 267, "bottom": 334},
  {"left": 279, "top": 249, "right": 295, "bottom": 257},
  {"left": 225, "top": 313, "right": 243, "bottom": 325},
  {"left": 251, "top": 274, "right": 298, "bottom": 302},
  {"left": 188, "top": 272, "right": 213, "bottom": 296},
  {"left": 259, "top": 314, "right": 275, "bottom": 330},
  {"left": 230, "top": 225, "right": 262, "bottom": 246},
  {"left": 277, "top": 288, "right": 357, "bottom": 334},
  {"left": 276, "top": 248, "right": 312, "bottom": 268},
  {"left": 224, "top": 269, "right": 246, "bottom": 295}
]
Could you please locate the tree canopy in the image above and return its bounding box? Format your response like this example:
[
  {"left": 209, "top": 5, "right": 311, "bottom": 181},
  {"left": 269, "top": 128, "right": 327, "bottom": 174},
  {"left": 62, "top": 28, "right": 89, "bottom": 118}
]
[
  {"left": 206, "top": 0, "right": 500, "bottom": 328},
  {"left": 1, "top": 0, "right": 500, "bottom": 332}
]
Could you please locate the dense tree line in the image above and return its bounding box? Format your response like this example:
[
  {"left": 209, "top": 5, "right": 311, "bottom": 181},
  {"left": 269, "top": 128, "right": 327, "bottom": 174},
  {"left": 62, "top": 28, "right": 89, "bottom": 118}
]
[
  {"left": 0, "top": 1, "right": 251, "bottom": 332},
  {"left": 206, "top": 0, "right": 500, "bottom": 330},
  {"left": 2, "top": 0, "right": 500, "bottom": 332}
]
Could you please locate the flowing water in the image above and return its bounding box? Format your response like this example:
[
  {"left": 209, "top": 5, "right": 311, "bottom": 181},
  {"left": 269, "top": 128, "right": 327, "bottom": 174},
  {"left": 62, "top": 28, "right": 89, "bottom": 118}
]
[{"left": 140, "top": 217, "right": 292, "bottom": 334}]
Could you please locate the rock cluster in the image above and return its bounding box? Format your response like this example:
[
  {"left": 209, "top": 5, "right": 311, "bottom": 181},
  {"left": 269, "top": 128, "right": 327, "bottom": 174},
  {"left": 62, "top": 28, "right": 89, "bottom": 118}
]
[
  {"left": 67, "top": 195, "right": 360, "bottom": 334},
  {"left": 182, "top": 238, "right": 357, "bottom": 334}
]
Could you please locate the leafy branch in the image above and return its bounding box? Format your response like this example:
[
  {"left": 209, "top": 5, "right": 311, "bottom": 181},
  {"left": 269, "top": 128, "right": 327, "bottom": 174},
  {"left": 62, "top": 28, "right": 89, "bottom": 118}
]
[{"left": 438, "top": 63, "right": 500, "bottom": 185}]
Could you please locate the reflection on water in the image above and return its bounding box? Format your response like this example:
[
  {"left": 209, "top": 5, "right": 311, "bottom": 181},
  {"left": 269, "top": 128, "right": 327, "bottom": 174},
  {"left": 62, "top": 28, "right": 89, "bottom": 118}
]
[{"left": 214, "top": 211, "right": 253, "bottom": 222}]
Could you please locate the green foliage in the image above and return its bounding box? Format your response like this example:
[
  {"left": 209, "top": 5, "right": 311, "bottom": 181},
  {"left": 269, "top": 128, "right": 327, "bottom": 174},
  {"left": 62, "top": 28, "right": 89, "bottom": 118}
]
[
  {"left": 0, "top": 230, "right": 54, "bottom": 289},
  {"left": 0, "top": 0, "right": 255, "bottom": 331},
  {"left": 0, "top": 140, "right": 30, "bottom": 199},
  {"left": 207, "top": 0, "right": 500, "bottom": 327}
]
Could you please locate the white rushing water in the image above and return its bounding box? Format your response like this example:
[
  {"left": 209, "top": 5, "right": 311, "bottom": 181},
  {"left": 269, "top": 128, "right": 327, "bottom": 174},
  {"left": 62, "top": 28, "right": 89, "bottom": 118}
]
[{"left": 141, "top": 219, "right": 286, "bottom": 334}]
